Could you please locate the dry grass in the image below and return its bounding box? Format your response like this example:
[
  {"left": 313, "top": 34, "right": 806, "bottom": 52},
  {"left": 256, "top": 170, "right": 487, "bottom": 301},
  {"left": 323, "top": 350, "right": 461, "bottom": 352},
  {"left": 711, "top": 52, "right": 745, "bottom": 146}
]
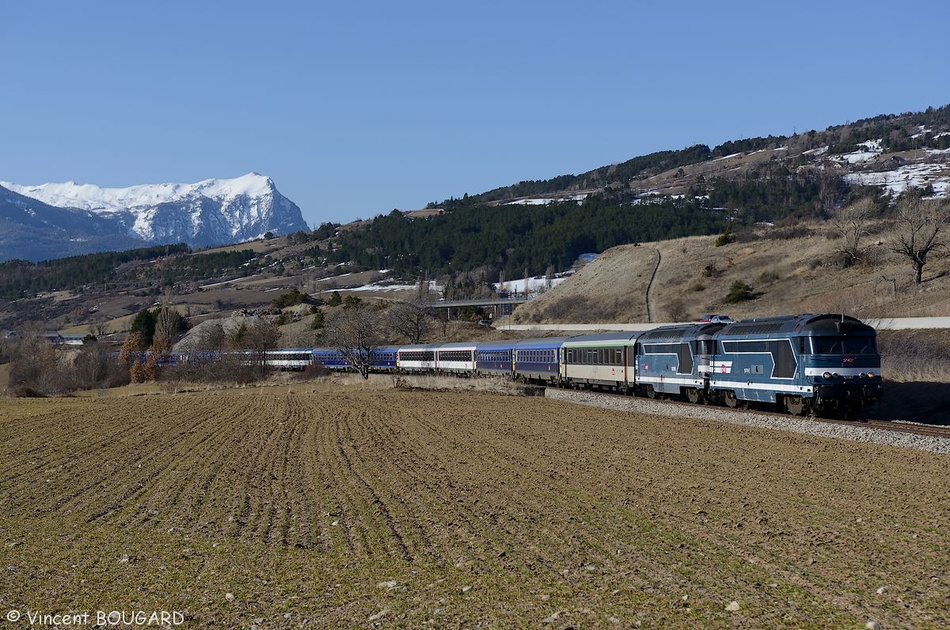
[{"left": 514, "top": 219, "right": 950, "bottom": 324}]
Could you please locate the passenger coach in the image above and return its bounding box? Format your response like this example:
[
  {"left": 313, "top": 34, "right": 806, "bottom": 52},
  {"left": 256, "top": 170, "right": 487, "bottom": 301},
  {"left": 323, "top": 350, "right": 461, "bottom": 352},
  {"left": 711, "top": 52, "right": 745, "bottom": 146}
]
[
  {"left": 513, "top": 337, "right": 567, "bottom": 383},
  {"left": 560, "top": 332, "right": 640, "bottom": 392}
]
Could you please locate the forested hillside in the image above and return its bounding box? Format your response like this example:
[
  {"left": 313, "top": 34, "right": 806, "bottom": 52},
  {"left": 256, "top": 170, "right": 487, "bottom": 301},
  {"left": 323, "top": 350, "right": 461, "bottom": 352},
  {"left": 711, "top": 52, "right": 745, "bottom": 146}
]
[
  {"left": 0, "top": 246, "right": 259, "bottom": 300},
  {"left": 322, "top": 195, "right": 729, "bottom": 280},
  {"left": 320, "top": 166, "right": 877, "bottom": 280}
]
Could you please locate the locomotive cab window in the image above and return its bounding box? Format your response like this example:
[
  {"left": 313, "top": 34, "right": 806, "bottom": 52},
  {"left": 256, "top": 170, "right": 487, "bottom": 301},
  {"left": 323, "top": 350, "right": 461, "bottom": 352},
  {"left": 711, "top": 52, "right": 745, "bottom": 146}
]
[{"left": 810, "top": 337, "right": 877, "bottom": 355}]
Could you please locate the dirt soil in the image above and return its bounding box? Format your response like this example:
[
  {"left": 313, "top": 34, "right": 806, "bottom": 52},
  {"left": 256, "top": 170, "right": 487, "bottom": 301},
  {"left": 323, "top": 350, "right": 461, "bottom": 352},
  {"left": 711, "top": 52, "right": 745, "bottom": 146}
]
[{"left": 0, "top": 383, "right": 947, "bottom": 628}]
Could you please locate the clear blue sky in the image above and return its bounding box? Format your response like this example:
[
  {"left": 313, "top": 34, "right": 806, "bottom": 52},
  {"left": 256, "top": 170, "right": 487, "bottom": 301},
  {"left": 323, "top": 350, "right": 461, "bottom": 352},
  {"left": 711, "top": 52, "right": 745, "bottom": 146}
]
[{"left": 2, "top": 0, "right": 948, "bottom": 228}]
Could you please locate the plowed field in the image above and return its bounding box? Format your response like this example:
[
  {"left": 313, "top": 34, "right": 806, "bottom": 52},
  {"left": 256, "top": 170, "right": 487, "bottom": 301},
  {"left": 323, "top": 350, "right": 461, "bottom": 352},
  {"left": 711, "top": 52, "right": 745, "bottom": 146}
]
[{"left": 0, "top": 384, "right": 948, "bottom": 628}]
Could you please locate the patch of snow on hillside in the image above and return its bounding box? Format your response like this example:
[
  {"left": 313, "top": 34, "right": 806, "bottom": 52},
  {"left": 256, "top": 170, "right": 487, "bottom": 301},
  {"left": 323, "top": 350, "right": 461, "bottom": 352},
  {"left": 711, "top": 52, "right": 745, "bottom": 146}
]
[
  {"left": 833, "top": 139, "right": 883, "bottom": 164},
  {"left": 844, "top": 163, "right": 949, "bottom": 197},
  {"left": 495, "top": 275, "right": 566, "bottom": 296},
  {"left": 505, "top": 194, "right": 587, "bottom": 206},
  {"left": 329, "top": 279, "right": 444, "bottom": 294}
]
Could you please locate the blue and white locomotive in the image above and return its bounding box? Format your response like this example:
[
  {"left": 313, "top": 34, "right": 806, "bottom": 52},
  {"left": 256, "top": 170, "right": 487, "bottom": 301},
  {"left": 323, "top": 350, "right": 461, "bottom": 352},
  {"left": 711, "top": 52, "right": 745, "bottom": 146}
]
[{"left": 704, "top": 314, "right": 881, "bottom": 415}]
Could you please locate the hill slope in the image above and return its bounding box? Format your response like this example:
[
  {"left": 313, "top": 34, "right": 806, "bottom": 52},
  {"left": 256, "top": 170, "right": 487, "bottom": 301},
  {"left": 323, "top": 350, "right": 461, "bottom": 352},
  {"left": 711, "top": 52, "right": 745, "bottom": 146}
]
[{"left": 511, "top": 220, "right": 950, "bottom": 325}]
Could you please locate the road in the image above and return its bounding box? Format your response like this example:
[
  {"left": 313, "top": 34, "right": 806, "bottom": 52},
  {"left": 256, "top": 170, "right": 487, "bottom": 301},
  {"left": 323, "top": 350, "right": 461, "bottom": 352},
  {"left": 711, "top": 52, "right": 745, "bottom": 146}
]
[{"left": 504, "top": 316, "right": 950, "bottom": 332}]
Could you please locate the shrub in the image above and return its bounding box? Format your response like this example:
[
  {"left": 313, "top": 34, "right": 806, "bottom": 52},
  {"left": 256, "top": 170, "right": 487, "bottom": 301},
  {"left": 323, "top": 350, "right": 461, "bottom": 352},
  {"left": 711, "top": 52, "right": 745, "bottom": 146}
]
[
  {"left": 758, "top": 270, "right": 780, "bottom": 284},
  {"left": 724, "top": 281, "right": 756, "bottom": 304},
  {"left": 272, "top": 288, "right": 310, "bottom": 309},
  {"left": 715, "top": 228, "right": 734, "bottom": 247}
]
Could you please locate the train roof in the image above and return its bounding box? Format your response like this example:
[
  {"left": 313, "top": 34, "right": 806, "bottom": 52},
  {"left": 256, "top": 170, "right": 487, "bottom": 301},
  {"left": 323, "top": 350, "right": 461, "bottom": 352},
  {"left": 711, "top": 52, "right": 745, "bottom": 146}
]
[
  {"left": 562, "top": 332, "right": 642, "bottom": 346},
  {"left": 437, "top": 342, "right": 478, "bottom": 350},
  {"left": 475, "top": 340, "right": 518, "bottom": 351},
  {"left": 716, "top": 314, "right": 874, "bottom": 338},
  {"left": 638, "top": 322, "right": 725, "bottom": 341},
  {"left": 514, "top": 337, "right": 572, "bottom": 349},
  {"left": 397, "top": 344, "right": 439, "bottom": 352}
]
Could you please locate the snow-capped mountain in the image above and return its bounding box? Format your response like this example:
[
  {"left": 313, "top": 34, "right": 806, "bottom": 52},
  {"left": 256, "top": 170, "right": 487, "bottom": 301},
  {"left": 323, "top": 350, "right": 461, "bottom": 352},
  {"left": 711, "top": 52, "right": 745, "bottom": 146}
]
[{"left": 0, "top": 173, "right": 309, "bottom": 260}]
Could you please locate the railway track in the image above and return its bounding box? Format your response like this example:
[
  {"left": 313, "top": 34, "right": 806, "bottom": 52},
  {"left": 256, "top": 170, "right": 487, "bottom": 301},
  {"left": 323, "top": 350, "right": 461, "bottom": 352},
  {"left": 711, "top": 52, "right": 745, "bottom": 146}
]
[{"left": 544, "top": 385, "right": 950, "bottom": 440}]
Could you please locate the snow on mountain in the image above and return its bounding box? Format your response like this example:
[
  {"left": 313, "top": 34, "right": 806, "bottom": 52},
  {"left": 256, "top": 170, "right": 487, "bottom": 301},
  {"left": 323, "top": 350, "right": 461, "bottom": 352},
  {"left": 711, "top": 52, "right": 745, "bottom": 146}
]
[
  {"left": 3, "top": 172, "right": 277, "bottom": 213},
  {"left": 0, "top": 173, "right": 309, "bottom": 248}
]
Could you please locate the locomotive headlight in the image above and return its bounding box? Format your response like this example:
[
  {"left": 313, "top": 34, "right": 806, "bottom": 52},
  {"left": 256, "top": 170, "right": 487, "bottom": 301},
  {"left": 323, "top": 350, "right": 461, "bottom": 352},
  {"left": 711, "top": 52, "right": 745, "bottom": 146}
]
[{"left": 822, "top": 371, "right": 833, "bottom": 380}]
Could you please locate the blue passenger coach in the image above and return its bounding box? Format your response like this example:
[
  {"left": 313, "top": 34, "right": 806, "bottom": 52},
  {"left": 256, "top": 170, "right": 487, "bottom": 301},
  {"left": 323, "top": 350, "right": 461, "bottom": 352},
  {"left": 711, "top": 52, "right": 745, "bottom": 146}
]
[
  {"left": 368, "top": 346, "right": 399, "bottom": 371},
  {"left": 513, "top": 337, "right": 568, "bottom": 383},
  {"left": 706, "top": 314, "right": 882, "bottom": 415},
  {"left": 312, "top": 348, "right": 350, "bottom": 370},
  {"left": 475, "top": 341, "right": 516, "bottom": 376}
]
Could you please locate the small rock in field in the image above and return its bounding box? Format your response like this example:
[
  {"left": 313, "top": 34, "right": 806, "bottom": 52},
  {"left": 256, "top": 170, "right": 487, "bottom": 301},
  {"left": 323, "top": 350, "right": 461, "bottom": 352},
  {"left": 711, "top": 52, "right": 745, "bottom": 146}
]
[
  {"left": 876, "top": 586, "right": 887, "bottom": 595},
  {"left": 866, "top": 622, "right": 881, "bottom": 630},
  {"left": 461, "top": 585, "right": 473, "bottom": 593},
  {"left": 118, "top": 554, "right": 131, "bottom": 564},
  {"left": 542, "top": 611, "right": 562, "bottom": 623},
  {"left": 368, "top": 609, "right": 389, "bottom": 622},
  {"left": 377, "top": 580, "right": 398, "bottom": 589},
  {"left": 225, "top": 592, "right": 236, "bottom": 603},
  {"left": 725, "top": 600, "right": 740, "bottom": 612}
]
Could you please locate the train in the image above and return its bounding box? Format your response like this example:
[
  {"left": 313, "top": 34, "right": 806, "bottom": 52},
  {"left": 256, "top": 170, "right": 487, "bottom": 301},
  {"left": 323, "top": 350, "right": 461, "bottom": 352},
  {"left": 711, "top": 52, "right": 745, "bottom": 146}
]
[{"left": 244, "top": 313, "right": 882, "bottom": 417}]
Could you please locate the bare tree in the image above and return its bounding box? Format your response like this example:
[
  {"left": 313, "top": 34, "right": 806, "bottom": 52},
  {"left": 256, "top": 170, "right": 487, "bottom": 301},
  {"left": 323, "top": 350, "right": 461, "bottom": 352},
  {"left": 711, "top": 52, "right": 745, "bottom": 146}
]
[
  {"left": 386, "top": 298, "right": 435, "bottom": 344},
  {"left": 831, "top": 198, "right": 874, "bottom": 267},
  {"left": 242, "top": 317, "right": 281, "bottom": 376},
  {"left": 70, "top": 342, "right": 114, "bottom": 390},
  {"left": 5, "top": 326, "right": 60, "bottom": 395},
  {"left": 890, "top": 197, "right": 950, "bottom": 285},
  {"left": 324, "top": 302, "right": 384, "bottom": 379},
  {"left": 153, "top": 306, "right": 182, "bottom": 350},
  {"left": 195, "top": 321, "right": 227, "bottom": 352}
]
